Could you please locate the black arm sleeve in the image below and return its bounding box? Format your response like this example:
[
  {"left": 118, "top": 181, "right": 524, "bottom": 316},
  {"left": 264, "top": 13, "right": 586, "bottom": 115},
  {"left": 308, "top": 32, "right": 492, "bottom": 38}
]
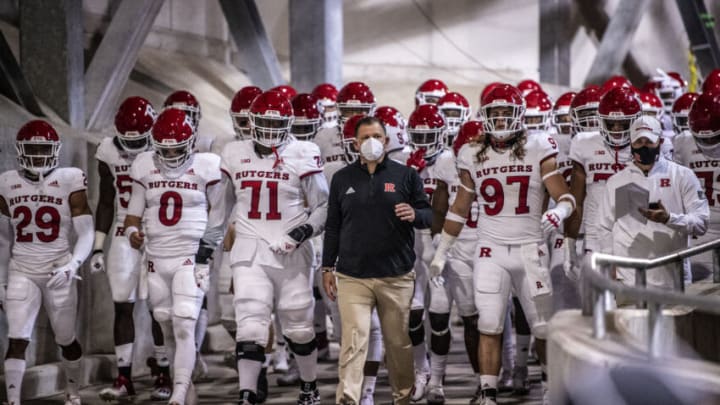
[
  {"left": 322, "top": 174, "right": 342, "bottom": 267},
  {"left": 409, "top": 168, "right": 433, "bottom": 229}
]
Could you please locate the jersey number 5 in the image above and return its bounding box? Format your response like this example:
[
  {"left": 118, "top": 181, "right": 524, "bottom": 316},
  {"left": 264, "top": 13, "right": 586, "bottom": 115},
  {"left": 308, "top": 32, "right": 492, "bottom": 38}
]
[
  {"left": 241, "top": 180, "right": 282, "bottom": 220},
  {"left": 13, "top": 206, "right": 60, "bottom": 243}
]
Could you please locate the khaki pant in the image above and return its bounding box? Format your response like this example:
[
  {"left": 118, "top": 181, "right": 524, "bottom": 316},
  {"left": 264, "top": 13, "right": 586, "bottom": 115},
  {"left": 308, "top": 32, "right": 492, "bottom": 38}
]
[{"left": 335, "top": 271, "right": 415, "bottom": 405}]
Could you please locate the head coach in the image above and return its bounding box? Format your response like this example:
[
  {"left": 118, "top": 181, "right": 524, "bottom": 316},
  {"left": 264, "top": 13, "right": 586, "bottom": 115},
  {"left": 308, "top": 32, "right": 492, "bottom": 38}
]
[{"left": 322, "top": 115, "right": 432, "bottom": 405}]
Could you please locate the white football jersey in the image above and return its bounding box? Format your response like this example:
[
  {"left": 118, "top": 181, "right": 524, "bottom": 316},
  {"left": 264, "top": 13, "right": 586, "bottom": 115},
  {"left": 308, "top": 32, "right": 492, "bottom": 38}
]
[
  {"left": 434, "top": 151, "right": 479, "bottom": 241},
  {"left": 314, "top": 126, "right": 349, "bottom": 184},
  {"left": 457, "top": 134, "right": 558, "bottom": 244},
  {"left": 221, "top": 139, "right": 324, "bottom": 244},
  {"left": 95, "top": 137, "right": 143, "bottom": 223},
  {"left": 130, "top": 152, "right": 222, "bottom": 258},
  {"left": 568, "top": 131, "right": 632, "bottom": 251},
  {"left": 0, "top": 168, "right": 87, "bottom": 272},
  {"left": 674, "top": 131, "right": 720, "bottom": 226}
]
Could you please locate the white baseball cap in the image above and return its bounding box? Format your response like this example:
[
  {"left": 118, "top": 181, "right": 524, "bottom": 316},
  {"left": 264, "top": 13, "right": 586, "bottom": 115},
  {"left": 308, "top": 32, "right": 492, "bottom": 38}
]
[{"left": 630, "top": 115, "right": 662, "bottom": 144}]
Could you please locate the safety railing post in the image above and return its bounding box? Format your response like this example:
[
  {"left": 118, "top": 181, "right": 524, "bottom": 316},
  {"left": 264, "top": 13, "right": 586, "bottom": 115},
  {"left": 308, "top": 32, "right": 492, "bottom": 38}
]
[
  {"left": 673, "top": 261, "right": 685, "bottom": 292},
  {"left": 713, "top": 247, "right": 720, "bottom": 284},
  {"left": 635, "top": 268, "right": 647, "bottom": 309},
  {"left": 648, "top": 302, "right": 663, "bottom": 359}
]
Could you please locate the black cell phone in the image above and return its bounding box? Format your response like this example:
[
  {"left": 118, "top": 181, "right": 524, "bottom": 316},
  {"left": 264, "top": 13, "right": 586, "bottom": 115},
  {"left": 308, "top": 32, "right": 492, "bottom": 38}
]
[{"left": 648, "top": 202, "right": 660, "bottom": 210}]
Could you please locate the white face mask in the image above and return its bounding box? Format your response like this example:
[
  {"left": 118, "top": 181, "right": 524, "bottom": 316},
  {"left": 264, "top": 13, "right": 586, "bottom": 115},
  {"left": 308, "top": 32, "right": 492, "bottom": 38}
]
[{"left": 360, "top": 137, "right": 385, "bottom": 162}]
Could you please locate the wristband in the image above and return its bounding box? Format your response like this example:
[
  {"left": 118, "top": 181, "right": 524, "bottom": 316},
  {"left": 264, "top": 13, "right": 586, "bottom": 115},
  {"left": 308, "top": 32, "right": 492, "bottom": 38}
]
[
  {"left": 125, "top": 226, "right": 139, "bottom": 243},
  {"left": 93, "top": 231, "right": 106, "bottom": 252},
  {"left": 445, "top": 211, "right": 466, "bottom": 224}
]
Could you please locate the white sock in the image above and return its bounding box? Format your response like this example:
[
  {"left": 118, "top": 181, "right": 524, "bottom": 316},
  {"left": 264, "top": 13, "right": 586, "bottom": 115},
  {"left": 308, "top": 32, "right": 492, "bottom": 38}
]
[
  {"left": 295, "top": 349, "right": 318, "bottom": 382},
  {"left": 262, "top": 355, "right": 271, "bottom": 368},
  {"left": 429, "top": 352, "right": 447, "bottom": 386},
  {"left": 154, "top": 345, "right": 170, "bottom": 368},
  {"left": 238, "top": 359, "right": 262, "bottom": 392},
  {"left": 413, "top": 343, "right": 429, "bottom": 374},
  {"left": 195, "top": 308, "right": 208, "bottom": 352},
  {"left": 115, "top": 343, "right": 133, "bottom": 368},
  {"left": 4, "top": 358, "right": 26, "bottom": 404},
  {"left": 361, "top": 375, "right": 377, "bottom": 396},
  {"left": 480, "top": 374, "right": 498, "bottom": 390},
  {"left": 516, "top": 334, "right": 531, "bottom": 368},
  {"left": 62, "top": 357, "right": 82, "bottom": 397},
  {"left": 169, "top": 368, "right": 191, "bottom": 405},
  {"left": 173, "top": 317, "right": 197, "bottom": 378}
]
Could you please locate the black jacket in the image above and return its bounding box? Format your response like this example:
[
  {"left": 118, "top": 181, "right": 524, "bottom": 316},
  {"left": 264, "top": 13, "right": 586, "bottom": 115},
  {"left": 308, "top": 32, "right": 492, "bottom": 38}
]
[{"left": 322, "top": 157, "right": 432, "bottom": 278}]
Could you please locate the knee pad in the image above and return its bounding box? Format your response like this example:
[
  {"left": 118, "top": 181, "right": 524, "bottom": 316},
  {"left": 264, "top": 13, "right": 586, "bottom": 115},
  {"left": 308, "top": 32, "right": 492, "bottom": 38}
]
[
  {"left": 60, "top": 340, "right": 82, "bottom": 361},
  {"left": 428, "top": 312, "right": 450, "bottom": 336},
  {"left": 153, "top": 308, "right": 172, "bottom": 323},
  {"left": 236, "top": 341, "right": 266, "bottom": 363},
  {"left": 285, "top": 336, "right": 317, "bottom": 356},
  {"left": 281, "top": 322, "right": 315, "bottom": 346},
  {"left": 477, "top": 311, "right": 505, "bottom": 335},
  {"left": 172, "top": 316, "right": 196, "bottom": 341},
  {"left": 408, "top": 309, "right": 425, "bottom": 346},
  {"left": 172, "top": 270, "right": 201, "bottom": 320}
]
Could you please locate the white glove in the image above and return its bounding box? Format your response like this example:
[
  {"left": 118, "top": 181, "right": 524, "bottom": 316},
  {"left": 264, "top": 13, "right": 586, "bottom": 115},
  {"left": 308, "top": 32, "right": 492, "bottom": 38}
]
[
  {"left": 428, "top": 231, "right": 457, "bottom": 285},
  {"left": 194, "top": 263, "right": 210, "bottom": 293},
  {"left": 90, "top": 250, "right": 105, "bottom": 274},
  {"left": 269, "top": 234, "right": 299, "bottom": 255},
  {"left": 421, "top": 233, "right": 437, "bottom": 263},
  {"left": 47, "top": 260, "right": 80, "bottom": 289},
  {"left": 541, "top": 200, "right": 573, "bottom": 235},
  {"left": 563, "top": 237, "right": 581, "bottom": 282}
]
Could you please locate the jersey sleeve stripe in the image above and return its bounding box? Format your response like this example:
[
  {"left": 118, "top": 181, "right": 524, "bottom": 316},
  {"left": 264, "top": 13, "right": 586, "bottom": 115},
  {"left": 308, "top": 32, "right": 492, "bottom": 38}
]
[
  {"left": 132, "top": 179, "right": 146, "bottom": 188},
  {"left": 539, "top": 152, "right": 558, "bottom": 167},
  {"left": 221, "top": 168, "right": 232, "bottom": 179},
  {"left": 206, "top": 179, "right": 220, "bottom": 189},
  {"left": 300, "top": 170, "right": 323, "bottom": 179}
]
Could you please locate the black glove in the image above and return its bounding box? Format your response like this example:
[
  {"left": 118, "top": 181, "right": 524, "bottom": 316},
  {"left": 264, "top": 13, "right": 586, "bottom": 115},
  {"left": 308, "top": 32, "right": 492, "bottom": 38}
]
[
  {"left": 287, "top": 224, "right": 314, "bottom": 245},
  {"left": 195, "top": 241, "right": 215, "bottom": 265}
]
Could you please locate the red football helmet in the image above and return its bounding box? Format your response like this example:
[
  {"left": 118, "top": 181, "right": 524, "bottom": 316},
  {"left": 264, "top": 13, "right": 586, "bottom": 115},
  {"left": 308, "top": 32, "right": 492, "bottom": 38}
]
[
  {"left": 16, "top": 120, "right": 61, "bottom": 174},
  {"left": 337, "top": 82, "right": 376, "bottom": 125},
  {"left": 671, "top": 92, "right": 699, "bottom": 133},
  {"left": 152, "top": 109, "right": 195, "bottom": 169},
  {"left": 650, "top": 72, "right": 684, "bottom": 113},
  {"left": 290, "top": 93, "right": 322, "bottom": 141},
  {"left": 571, "top": 85, "right": 602, "bottom": 133},
  {"left": 517, "top": 79, "right": 543, "bottom": 97},
  {"left": 115, "top": 96, "right": 156, "bottom": 155},
  {"left": 601, "top": 75, "right": 632, "bottom": 95},
  {"left": 480, "top": 84, "right": 525, "bottom": 142},
  {"left": 163, "top": 90, "right": 201, "bottom": 130},
  {"left": 523, "top": 90, "right": 552, "bottom": 131},
  {"left": 453, "top": 120, "right": 483, "bottom": 156},
  {"left": 702, "top": 69, "right": 720, "bottom": 93},
  {"left": 598, "top": 87, "right": 641, "bottom": 147},
  {"left": 249, "top": 90, "right": 294, "bottom": 148},
  {"left": 415, "top": 79, "right": 448, "bottom": 106},
  {"left": 437, "top": 92, "right": 470, "bottom": 139},
  {"left": 312, "top": 83, "right": 339, "bottom": 124},
  {"left": 230, "top": 86, "right": 263, "bottom": 140},
  {"left": 407, "top": 104, "right": 447, "bottom": 159},
  {"left": 552, "top": 92, "right": 576, "bottom": 135},
  {"left": 689, "top": 93, "right": 720, "bottom": 158},
  {"left": 341, "top": 114, "right": 365, "bottom": 163},
  {"left": 269, "top": 85, "right": 298, "bottom": 101},
  {"left": 374, "top": 106, "right": 407, "bottom": 153},
  {"left": 638, "top": 92, "right": 663, "bottom": 119}
]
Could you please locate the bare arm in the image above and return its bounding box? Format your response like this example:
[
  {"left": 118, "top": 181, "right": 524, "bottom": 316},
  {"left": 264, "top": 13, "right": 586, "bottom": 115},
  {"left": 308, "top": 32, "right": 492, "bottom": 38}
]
[
  {"left": 442, "top": 170, "right": 476, "bottom": 237},
  {"left": 564, "top": 161, "right": 586, "bottom": 238},
  {"left": 431, "top": 180, "right": 450, "bottom": 236}
]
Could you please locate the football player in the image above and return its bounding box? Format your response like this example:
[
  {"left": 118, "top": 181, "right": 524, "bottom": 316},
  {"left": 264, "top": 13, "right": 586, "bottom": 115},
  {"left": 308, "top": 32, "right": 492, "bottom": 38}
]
[
  {"left": 220, "top": 90, "right": 328, "bottom": 405},
  {"left": 430, "top": 84, "right": 576, "bottom": 405},
  {"left": 124, "top": 108, "right": 225, "bottom": 405},
  {"left": 0, "top": 120, "right": 94, "bottom": 405}
]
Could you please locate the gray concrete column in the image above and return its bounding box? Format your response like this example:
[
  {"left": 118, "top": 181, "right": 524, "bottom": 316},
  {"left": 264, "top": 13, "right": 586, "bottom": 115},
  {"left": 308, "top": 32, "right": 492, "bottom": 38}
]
[
  {"left": 289, "top": 0, "right": 343, "bottom": 92},
  {"left": 539, "top": 0, "right": 571, "bottom": 86}
]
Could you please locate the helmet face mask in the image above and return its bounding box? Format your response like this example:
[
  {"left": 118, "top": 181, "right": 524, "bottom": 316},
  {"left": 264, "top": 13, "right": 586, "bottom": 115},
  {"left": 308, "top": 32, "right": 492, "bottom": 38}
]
[
  {"left": 117, "top": 131, "right": 150, "bottom": 154},
  {"left": 553, "top": 111, "right": 573, "bottom": 135},
  {"left": 154, "top": 141, "right": 192, "bottom": 169},
  {"left": 151, "top": 109, "right": 195, "bottom": 169},
  {"left": 338, "top": 104, "right": 373, "bottom": 125},
  {"left": 598, "top": 87, "right": 641, "bottom": 148},
  {"left": 408, "top": 127, "right": 445, "bottom": 158},
  {"left": 572, "top": 105, "right": 599, "bottom": 132},
  {"left": 291, "top": 120, "right": 320, "bottom": 141},
  {"left": 16, "top": 141, "right": 60, "bottom": 174},
  {"left": 231, "top": 114, "right": 251, "bottom": 140},
  {"left": 599, "top": 114, "right": 636, "bottom": 147},
  {"left": 250, "top": 115, "right": 293, "bottom": 148},
  {"left": 482, "top": 105, "right": 524, "bottom": 142}
]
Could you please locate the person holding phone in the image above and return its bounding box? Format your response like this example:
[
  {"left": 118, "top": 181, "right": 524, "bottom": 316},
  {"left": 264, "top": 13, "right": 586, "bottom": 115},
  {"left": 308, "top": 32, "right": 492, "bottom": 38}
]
[{"left": 596, "top": 116, "right": 709, "bottom": 290}]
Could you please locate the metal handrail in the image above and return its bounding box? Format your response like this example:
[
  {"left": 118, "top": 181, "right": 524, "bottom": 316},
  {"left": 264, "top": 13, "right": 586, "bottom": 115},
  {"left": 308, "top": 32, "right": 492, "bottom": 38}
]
[{"left": 583, "top": 238, "right": 720, "bottom": 359}]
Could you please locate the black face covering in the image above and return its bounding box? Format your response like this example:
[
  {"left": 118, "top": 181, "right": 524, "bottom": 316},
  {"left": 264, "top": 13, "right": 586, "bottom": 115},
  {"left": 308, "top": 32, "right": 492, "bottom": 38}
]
[{"left": 631, "top": 145, "right": 660, "bottom": 165}]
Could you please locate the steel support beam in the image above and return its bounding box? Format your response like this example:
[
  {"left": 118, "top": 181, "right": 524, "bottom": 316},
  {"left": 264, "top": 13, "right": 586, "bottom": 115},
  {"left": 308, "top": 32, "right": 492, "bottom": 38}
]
[
  {"left": 575, "top": 0, "right": 646, "bottom": 86},
  {"left": 85, "top": 0, "right": 164, "bottom": 131},
  {"left": 675, "top": 0, "right": 720, "bottom": 78},
  {"left": 539, "top": 0, "right": 571, "bottom": 86},
  {"left": 219, "top": 0, "right": 283, "bottom": 89},
  {"left": 20, "top": 0, "right": 83, "bottom": 128},
  {"left": 585, "top": 0, "right": 649, "bottom": 87},
  {"left": 289, "top": 0, "right": 342, "bottom": 92},
  {"left": 0, "top": 30, "right": 42, "bottom": 115}
]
